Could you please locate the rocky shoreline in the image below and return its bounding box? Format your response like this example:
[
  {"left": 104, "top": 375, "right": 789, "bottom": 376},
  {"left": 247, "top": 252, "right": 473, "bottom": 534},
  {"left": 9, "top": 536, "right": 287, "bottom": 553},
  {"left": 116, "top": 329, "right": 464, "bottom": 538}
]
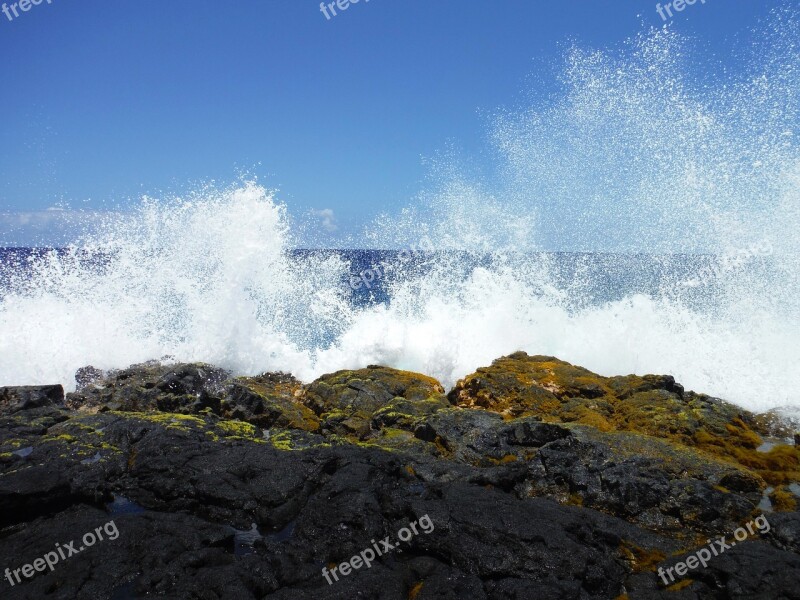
[{"left": 1, "top": 353, "right": 799, "bottom": 599}]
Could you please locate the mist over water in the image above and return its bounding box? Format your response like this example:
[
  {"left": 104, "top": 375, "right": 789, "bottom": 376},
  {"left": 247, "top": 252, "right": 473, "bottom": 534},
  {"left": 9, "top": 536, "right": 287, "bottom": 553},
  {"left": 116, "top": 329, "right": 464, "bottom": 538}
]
[{"left": 1, "top": 14, "right": 798, "bottom": 418}]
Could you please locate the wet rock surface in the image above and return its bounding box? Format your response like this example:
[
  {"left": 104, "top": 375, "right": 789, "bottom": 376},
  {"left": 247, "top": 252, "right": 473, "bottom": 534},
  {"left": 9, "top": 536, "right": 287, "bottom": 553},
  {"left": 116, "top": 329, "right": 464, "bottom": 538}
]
[
  {"left": 0, "top": 354, "right": 798, "bottom": 599},
  {"left": 0, "top": 385, "right": 64, "bottom": 414}
]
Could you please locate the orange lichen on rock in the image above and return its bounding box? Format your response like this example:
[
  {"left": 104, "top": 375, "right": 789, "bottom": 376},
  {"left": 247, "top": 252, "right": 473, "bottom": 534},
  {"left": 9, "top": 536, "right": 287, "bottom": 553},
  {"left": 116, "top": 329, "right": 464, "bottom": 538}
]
[{"left": 449, "top": 352, "right": 800, "bottom": 486}]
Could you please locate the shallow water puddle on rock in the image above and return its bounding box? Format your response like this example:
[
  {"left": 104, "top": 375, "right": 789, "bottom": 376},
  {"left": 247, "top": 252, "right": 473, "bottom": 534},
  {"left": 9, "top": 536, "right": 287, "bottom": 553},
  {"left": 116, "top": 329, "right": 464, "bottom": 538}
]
[
  {"left": 758, "top": 486, "right": 775, "bottom": 512},
  {"left": 408, "top": 483, "right": 426, "bottom": 495},
  {"left": 81, "top": 451, "right": 102, "bottom": 465},
  {"left": 109, "top": 575, "right": 141, "bottom": 600},
  {"left": 107, "top": 494, "right": 147, "bottom": 516},
  {"left": 756, "top": 439, "right": 780, "bottom": 453},
  {"left": 232, "top": 520, "right": 296, "bottom": 556},
  {"left": 232, "top": 523, "right": 262, "bottom": 556},
  {"left": 265, "top": 520, "right": 295, "bottom": 543},
  {"left": 11, "top": 446, "right": 33, "bottom": 458}
]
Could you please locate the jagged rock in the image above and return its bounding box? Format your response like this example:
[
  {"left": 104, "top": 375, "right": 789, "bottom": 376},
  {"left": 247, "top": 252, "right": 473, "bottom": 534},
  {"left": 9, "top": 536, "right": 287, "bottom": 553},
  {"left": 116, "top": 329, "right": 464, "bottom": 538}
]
[
  {"left": 449, "top": 352, "right": 800, "bottom": 486},
  {"left": 66, "top": 362, "right": 229, "bottom": 414},
  {"left": 719, "top": 470, "right": 764, "bottom": 494},
  {"left": 656, "top": 541, "right": 800, "bottom": 599},
  {"left": 300, "top": 366, "right": 447, "bottom": 438},
  {"left": 223, "top": 373, "right": 319, "bottom": 432},
  {"left": 1, "top": 355, "right": 798, "bottom": 598},
  {"left": 767, "top": 511, "right": 800, "bottom": 553},
  {"left": 0, "top": 409, "right": 674, "bottom": 599},
  {"left": 0, "top": 384, "right": 64, "bottom": 414},
  {"left": 75, "top": 365, "right": 104, "bottom": 390}
]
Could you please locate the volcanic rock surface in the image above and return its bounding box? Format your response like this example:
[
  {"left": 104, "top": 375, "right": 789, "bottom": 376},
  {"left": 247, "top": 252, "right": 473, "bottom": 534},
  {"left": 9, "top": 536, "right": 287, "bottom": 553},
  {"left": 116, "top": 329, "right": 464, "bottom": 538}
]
[{"left": 1, "top": 353, "right": 798, "bottom": 599}]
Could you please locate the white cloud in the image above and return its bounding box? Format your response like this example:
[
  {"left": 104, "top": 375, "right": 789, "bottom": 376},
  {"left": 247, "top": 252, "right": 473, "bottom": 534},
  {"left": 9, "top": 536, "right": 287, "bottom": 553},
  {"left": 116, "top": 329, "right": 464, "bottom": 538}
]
[
  {"left": 0, "top": 210, "right": 123, "bottom": 247},
  {"left": 311, "top": 208, "right": 338, "bottom": 232}
]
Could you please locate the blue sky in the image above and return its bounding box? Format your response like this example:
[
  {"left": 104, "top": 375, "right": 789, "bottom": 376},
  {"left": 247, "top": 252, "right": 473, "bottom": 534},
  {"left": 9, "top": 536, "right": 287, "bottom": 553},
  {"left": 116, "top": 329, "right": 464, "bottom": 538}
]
[{"left": 0, "top": 0, "right": 780, "bottom": 246}]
